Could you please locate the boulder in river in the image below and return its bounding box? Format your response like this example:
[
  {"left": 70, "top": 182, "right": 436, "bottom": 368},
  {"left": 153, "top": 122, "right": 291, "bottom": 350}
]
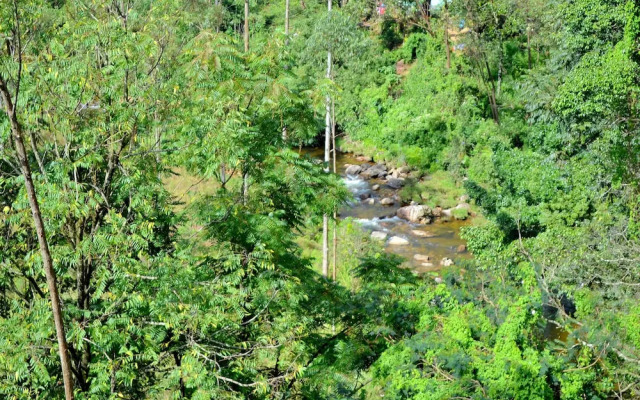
[
  {"left": 422, "top": 262, "right": 434, "bottom": 268},
  {"left": 360, "top": 163, "right": 387, "bottom": 179},
  {"left": 364, "top": 198, "right": 375, "bottom": 205},
  {"left": 380, "top": 197, "right": 395, "bottom": 206},
  {"left": 456, "top": 244, "right": 467, "bottom": 253},
  {"left": 356, "top": 155, "right": 372, "bottom": 162},
  {"left": 411, "top": 229, "right": 436, "bottom": 237},
  {"left": 386, "top": 177, "right": 405, "bottom": 189},
  {"left": 397, "top": 205, "right": 432, "bottom": 223},
  {"left": 414, "top": 254, "right": 431, "bottom": 262},
  {"left": 371, "top": 231, "right": 387, "bottom": 241},
  {"left": 359, "top": 192, "right": 371, "bottom": 200},
  {"left": 388, "top": 236, "right": 409, "bottom": 245},
  {"left": 345, "top": 164, "right": 362, "bottom": 175},
  {"left": 440, "top": 257, "right": 455, "bottom": 267},
  {"left": 371, "top": 184, "right": 380, "bottom": 191},
  {"left": 379, "top": 220, "right": 394, "bottom": 228}
]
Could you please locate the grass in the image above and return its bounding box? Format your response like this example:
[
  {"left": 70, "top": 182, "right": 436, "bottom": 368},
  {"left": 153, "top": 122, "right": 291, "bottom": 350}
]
[
  {"left": 399, "top": 170, "right": 465, "bottom": 209},
  {"left": 452, "top": 207, "right": 469, "bottom": 220}
]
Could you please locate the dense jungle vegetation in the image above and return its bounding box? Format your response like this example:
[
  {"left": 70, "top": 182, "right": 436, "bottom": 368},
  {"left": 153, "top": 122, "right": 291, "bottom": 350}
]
[{"left": 1, "top": 0, "right": 640, "bottom": 398}]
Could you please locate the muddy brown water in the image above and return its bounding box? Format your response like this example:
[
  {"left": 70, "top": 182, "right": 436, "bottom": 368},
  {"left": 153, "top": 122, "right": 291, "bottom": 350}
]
[{"left": 304, "top": 148, "right": 471, "bottom": 273}]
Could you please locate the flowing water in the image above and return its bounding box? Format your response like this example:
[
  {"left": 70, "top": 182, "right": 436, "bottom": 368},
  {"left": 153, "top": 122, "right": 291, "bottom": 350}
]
[{"left": 305, "top": 148, "right": 471, "bottom": 273}]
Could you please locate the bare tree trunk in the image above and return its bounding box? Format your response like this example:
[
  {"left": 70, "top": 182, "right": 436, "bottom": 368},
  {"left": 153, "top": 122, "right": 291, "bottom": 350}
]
[
  {"left": 220, "top": 164, "right": 227, "bottom": 187},
  {"left": 285, "top": 0, "right": 290, "bottom": 36},
  {"left": 154, "top": 110, "right": 162, "bottom": 177},
  {"left": 419, "top": 0, "right": 432, "bottom": 31},
  {"left": 484, "top": 60, "right": 500, "bottom": 125},
  {"left": 324, "top": 0, "right": 332, "bottom": 173},
  {"left": 110, "top": 362, "right": 118, "bottom": 395},
  {"left": 322, "top": 215, "right": 329, "bottom": 277},
  {"left": 0, "top": 78, "right": 75, "bottom": 400},
  {"left": 444, "top": 0, "right": 451, "bottom": 70},
  {"left": 243, "top": 2, "right": 250, "bottom": 202},
  {"left": 497, "top": 51, "right": 503, "bottom": 97},
  {"left": 244, "top": 0, "right": 250, "bottom": 52},
  {"left": 491, "top": 6, "right": 503, "bottom": 97},
  {"left": 331, "top": 100, "right": 337, "bottom": 283},
  {"left": 332, "top": 219, "right": 337, "bottom": 280},
  {"left": 321, "top": 0, "right": 332, "bottom": 278},
  {"left": 282, "top": 0, "right": 291, "bottom": 137}
]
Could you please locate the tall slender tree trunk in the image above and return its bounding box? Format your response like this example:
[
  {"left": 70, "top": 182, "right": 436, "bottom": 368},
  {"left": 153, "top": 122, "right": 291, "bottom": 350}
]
[
  {"left": 491, "top": 8, "right": 503, "bottom": 97},
  {"left": 0, "top": 79, "right": 75, "bottom": 400},
  {"left": 282, "top": 0, "right": 290, "bottom": 140},
  {"left": 244, "top": 0, "right": 249, "bottom": 53},
  {"left": 483, "top": 60, "right": 500, "bottom": 125},
  {"left": 244, "top": 0, "right": 250, "bottom": 52},
  {"left": 220, "top": 164, "right": 227, "bottom": 187},
  {"left": 154, "top": 110, "right": 162, "bottom": 179},
  {"left": 285, "top": 0, "right": 290, "bottom": 36},
  {"left": 444, "top": 0, "right": 451, "bottom": 70},
  {"left": 243, "top": 1, "right": 250, "bottom": 201},
  {"left": 322, "top": 215, "right": 329, "bottom": 277},
  {"left": 420, "top": 0, "right": 432, "bottom": 31},
  {"left": 497, "top": 48, "right": 503, "bottom": 97},
  {"left": 331, "top": 100, "right": 337, "bottom": 283},
  {"left": 322, "top": 0, "right": 333, "bottom": 278}
]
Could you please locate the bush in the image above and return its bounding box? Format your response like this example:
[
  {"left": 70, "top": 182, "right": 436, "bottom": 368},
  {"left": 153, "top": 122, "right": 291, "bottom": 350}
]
[{"left": 452, "top": 207, "right": 469, "bottom": 220}]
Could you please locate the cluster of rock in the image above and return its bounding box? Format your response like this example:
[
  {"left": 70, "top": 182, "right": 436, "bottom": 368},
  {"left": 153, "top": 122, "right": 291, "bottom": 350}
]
[
  {"left": 348, "top": 155, "right": 471, "bottom": 273},
  {"left": 410, "top": 254, "right": 454, "bottom": 268},
  {"left": 394, "top": 201, "right": 471, "bottom": 224},
  {"left": 396, "top": 204, "right": 432, "bottom": 224},
  {"left": 370, "top": 229, "right": 466, "bottom": 268},
  {"left": 345, "top": 162, "right": 410, "bottom": 190},
  {"left": 347, "top": 160, "right": 472, "bottom": 223}
]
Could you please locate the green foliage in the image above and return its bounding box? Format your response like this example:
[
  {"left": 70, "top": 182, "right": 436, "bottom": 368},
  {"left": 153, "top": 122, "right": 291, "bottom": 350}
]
[
  {"left": 2, "top": 0, "right": 640, "bottom": 398},
  {"left": 451, "top": 207, "right": 468, "bottom": 220},
  {"left": 400, "top": 170, "right": 465, "bottom": 208}
]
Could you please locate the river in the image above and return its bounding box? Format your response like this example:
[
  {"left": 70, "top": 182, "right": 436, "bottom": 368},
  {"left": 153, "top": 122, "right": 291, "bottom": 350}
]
[{"left": 306, "top": 148, "right": 471, "bottom": 273}]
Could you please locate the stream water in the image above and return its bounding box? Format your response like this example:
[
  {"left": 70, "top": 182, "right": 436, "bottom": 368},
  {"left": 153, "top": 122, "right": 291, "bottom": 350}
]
[{"left": 305, "top": 149, "right": 471, "bottom": 273}]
